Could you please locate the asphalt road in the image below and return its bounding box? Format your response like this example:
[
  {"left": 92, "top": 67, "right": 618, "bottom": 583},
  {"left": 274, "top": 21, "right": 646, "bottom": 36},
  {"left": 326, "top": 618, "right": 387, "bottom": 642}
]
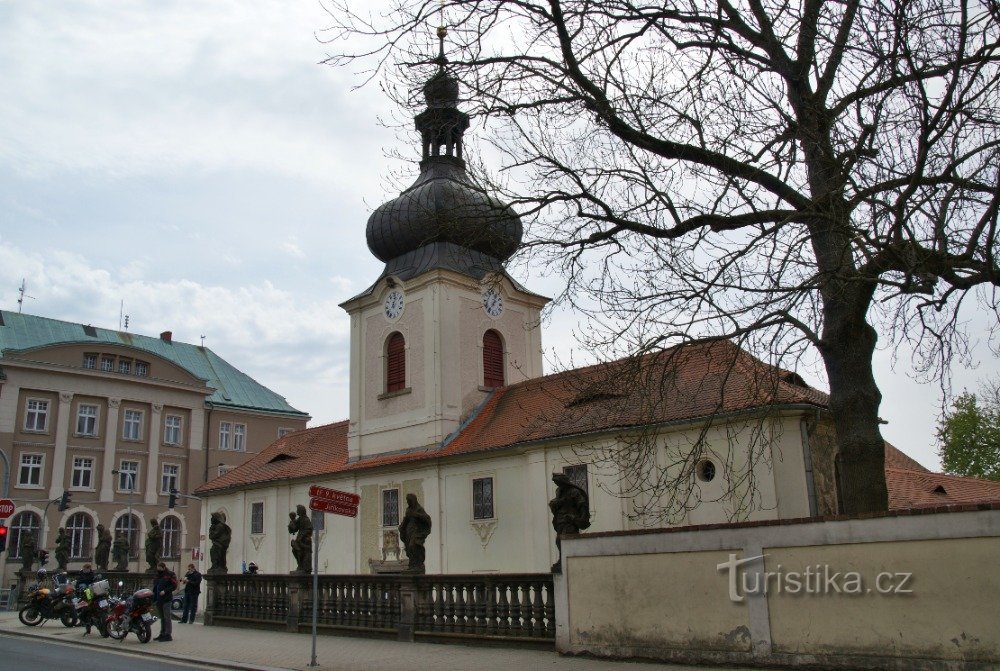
[{"left": 0, "top": 633, "right": 222, "bottom": 671}]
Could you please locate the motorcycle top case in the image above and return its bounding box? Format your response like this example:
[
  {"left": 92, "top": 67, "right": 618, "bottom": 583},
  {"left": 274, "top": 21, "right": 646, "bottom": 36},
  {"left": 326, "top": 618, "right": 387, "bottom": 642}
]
[
  {"left": 91, "top": 579, "right": 110, "bottom": 596},
  {"left": 131, "top": 588, "right": 154, "bottom": 606}
]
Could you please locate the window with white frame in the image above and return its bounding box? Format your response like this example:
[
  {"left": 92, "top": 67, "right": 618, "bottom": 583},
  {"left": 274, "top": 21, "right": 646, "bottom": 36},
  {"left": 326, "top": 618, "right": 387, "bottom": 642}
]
[
  {"left": 164, "top": 415, "right": 182, "bottom": 445},
  {"left": 10, "top": 511, "right": 40, "bottom": 559},
  {"left": 101, "top": 356, "right": 114, "bottom": 372},
  {"left": 161, "top": 464, "right": 179, "bottom": 494},
  {"left": 472, "top": 477, "right": 495, "bottom": 520},
  {"left": 71, "top": 456, "right": 94, "bottom": 489},
  {"left": 135, "top": 361, "right": 149, "bottom": 377},
  {"left": 114, "top": 514, "right": 141, "bottom": 560},
  {"left": 67, "top": 512, "right": 94, "bottom": 559},
  {"left": 123, "top": 409, "right": 143, "bottom": 440},
  {"left": 76, "top": 403, "right": 98, "bottom": 436},
  {"left": 83, "top": 353, "right": 98, "bottom": 369},
  {"left": 160, "top": 515, "right": 181, "bottom": 559},
  {"left": 217, "top": 464, "right": 234, "bottom": 477},
  {"left": 233, "top": 423, "right": 246, "bottom": 452},
  {"left": 18, "top": 454, "right": 43, "bottom": 487},
  {"left": 382, "top": 488, "right": 400, "bottom": 527},
  {"left": 219, "top": 422, "right": 231, "bottom": 450},
  {"left": 24, "top": 399, "right": 49, "bottom": 432},
  {"left": 118, "top": 358, "right": 131, "bottom": 374},
  {"left": 117, "top": 460, "right": 139, "bottom": 492},
  {"left": 250, "top": 502, "right": 264, "bottom": 535},
  {"left": 277, "top": 427, "right": 294, "bottom": 438}
]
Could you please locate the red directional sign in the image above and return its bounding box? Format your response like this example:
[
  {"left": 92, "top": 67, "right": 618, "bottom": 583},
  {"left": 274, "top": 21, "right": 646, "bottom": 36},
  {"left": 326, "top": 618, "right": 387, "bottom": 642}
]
[
  {"left": 309, "top": 497, "right": 358, "bottom": 517},
  {"left": 0, "top": 499, "right": 14, "bottom": 519},
  {"left": 308, "top": 486, "right": 360, "bottom": 507}
]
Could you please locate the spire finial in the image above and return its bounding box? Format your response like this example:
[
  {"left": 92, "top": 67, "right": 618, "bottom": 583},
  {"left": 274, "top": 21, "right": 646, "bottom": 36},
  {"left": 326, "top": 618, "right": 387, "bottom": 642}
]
[{"left": 435, "top": 1, "right": 447, "bottom": 66}]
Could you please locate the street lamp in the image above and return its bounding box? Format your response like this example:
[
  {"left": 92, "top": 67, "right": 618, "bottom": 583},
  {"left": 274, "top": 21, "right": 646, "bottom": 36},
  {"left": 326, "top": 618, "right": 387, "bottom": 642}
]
[{"left": 111, "top": 469, "right": 136, "bottom": 572}]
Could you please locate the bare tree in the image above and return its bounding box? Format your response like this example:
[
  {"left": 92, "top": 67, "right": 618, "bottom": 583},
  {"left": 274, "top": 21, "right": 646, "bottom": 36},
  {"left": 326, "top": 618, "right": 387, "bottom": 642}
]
[{"left": 324, "top": 0, "right": 1000, "bottom": 513}]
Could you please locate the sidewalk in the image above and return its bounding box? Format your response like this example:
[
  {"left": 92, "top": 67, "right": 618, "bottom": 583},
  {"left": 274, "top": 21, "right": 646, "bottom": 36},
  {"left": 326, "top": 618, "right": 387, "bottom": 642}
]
[{"left": 0, "top": 610, "right": 759, "bottom": 671}]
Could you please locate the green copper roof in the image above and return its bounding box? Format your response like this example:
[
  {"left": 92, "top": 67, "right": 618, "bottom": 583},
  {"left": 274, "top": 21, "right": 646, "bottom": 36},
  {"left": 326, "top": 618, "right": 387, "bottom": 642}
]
[{"left": 0, "top": 310, "right": 308, "bottom": 418}]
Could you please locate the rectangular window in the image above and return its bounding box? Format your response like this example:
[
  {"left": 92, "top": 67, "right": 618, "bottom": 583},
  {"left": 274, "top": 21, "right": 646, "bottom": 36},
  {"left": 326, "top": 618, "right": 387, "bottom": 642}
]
[
  {"left": 118, "top": 359, "right": 131, "bottom": 374},
  {"left": 71, "top": 457, "right": 94, "bottom": 489},
  {"left": 83, "top": 353, "right": 97, "bottom": 369},
  {"left": 233, "top": 424, "right": 246, "bottom": 452},
  {"left": 382, "top": 488, "right": 400, "bottom": 527},
  {"left": 277, "top": 427, "right": 294, "bottom": 438},
  {"left": 250, "top": 502, "right": 264, "bottom": 535},
  {"left": 101, "top": 356, "right": 115, "bottom": 372},
  {"left": 473, "top": 477, "right": 495, "bottom": 519},
  {"left": 135, "top": 361, "right": 149, "bottom": 377},
  {"left": 219, "top": 422, "right": 231, "bottom": 450},
  {"left": 24, "top": 399, "right": 49, "bottom": 432},
  {"left": 563, "top": 464, "right": 589, "bottom": 496},
  {"left": 164, "top": 415, "right": 182, "bottom": 445},
  {"left": 218, "top": 464, "right": 234, "bottom": 477},
  {"left": 123, "top": 409, "right": 143, "bottom": 440},
  {"left": 118, "top": 460, "right": 139, "bottom": 492},
  {"left": 76, "top": 404, "right": 98, "bottom": 436},
  {"left": 161, "top": 464, "right": 179, "bottom": 494},
  {"left": 18, "top": 454, "right": 43, "bottom": 487}
]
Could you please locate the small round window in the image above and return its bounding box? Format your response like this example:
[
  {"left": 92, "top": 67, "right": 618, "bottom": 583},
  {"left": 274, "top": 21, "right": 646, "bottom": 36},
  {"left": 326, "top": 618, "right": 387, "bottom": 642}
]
[{"left": 696, "top": 459, "right": 716, "bottom": 482}]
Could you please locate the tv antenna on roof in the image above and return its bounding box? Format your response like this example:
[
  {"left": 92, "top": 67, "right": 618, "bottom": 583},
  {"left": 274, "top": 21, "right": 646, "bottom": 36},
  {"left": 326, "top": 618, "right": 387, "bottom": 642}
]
[{"left": 17, "top": 279, "right": 35, "bottom": 313}]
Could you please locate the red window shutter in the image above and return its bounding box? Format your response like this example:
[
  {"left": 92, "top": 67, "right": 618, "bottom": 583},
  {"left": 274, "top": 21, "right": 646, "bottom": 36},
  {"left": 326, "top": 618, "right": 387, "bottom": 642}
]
[
  {"left": 386, "top": 333, "right": 406, "bottom": 392},
  {"left": 483, "top": 330, "right": 505, "bottom": 388}
]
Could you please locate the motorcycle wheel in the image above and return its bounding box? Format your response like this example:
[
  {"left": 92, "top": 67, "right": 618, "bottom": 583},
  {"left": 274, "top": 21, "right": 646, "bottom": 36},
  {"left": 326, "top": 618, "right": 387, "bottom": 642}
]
[
  {"left": 107, "top": 618, "right": 128, "bottom": 641},
  {"left": 137, "top": 621, "right": 152, "bottom": 643},
  {"left": 18, "top": 605, "right": 43, "bottom": 627},
  {"left": 60, "top": 609, "right": 78, "bottom": 628}
]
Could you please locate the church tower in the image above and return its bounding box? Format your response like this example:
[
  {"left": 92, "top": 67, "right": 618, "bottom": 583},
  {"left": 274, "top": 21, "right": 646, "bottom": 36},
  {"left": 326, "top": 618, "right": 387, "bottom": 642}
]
[{"left": 340, "top": 38, "right": 549, "bottom": 462}]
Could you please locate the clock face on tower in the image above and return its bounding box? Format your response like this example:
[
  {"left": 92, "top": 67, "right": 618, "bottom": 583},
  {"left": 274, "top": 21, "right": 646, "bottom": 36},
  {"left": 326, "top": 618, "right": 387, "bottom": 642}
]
[
  {"left": 482, "top": 288, "right": 504, "bottom": 317},
  {"left": 384, "top": 289, "right": 405, "bottom": 320}
]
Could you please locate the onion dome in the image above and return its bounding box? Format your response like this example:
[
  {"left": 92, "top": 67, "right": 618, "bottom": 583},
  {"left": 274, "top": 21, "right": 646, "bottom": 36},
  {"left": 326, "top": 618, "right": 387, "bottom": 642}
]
[{"left": 365, "top": 43, "right": 523, "bottom": 280}]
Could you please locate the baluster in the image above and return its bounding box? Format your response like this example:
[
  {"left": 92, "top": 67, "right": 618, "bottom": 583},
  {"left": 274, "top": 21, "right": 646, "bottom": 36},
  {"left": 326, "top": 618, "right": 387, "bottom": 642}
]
[
  {"left": 497, "top": 583, "right": 510, "bottom": 636},
  {"left": 531, "top": 581, "right": 544, "bottom": 638},
  {"left": 431, "top": 582, "right": 444, "bottom": 631}
]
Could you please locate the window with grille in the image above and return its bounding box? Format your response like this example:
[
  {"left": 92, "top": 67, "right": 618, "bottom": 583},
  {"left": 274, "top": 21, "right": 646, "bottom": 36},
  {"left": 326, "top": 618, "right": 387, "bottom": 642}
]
[
  {"left": 382, "top": 488, "right": 400, "bottom": 527},
  {"left": 160, "top": 515, "right": 181, "bottom": 558},
  {"left": 563, "top": 464, "right": 589, "bottom": 496},
  {"left": 67, "top": 512, "right": 93, "bottom": 559},
  {"left": 250, "top": 502, "right": 264, "bottom": 535},
  {"left": 76, "top": 404, "right": 98, "bottom": 436},
  {"left": 483, "top": 330, "right": 505, "bottom": 388},
  {"left": 10, "top": 511, "right": 40, "bottom": 559},
  {"left": 24, "top": 399, "right": 49, "bottom": 432},
  {"left": 118, "top": 359, "right": 131, "bottom": 374},
  {"left": 135, "top": 361, "right": 149, "bottom": 377},
  {"left": 18, "top": 454, "right": 43, "bottom": 487},
  {"left": 386, "top": 333, "right": 406, "bottom": 392},
  {"left": 473, "top": 477, "right": 495, "bottom": 519},
  {"left": 83, "top": 353, "right": 98, "bottom": 369},
  {"left": 115, "top": 514, "right": 141, "bottom": 560},
  {"left": 101, "top": 356, "right": 115, "bottom": 372}
]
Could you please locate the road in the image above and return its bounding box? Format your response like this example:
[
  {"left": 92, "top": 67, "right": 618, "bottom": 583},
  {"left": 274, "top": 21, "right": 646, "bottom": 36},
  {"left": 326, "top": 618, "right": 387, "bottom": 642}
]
[{"left": 0, "top": 633, "right": 225, "bottom": 671}]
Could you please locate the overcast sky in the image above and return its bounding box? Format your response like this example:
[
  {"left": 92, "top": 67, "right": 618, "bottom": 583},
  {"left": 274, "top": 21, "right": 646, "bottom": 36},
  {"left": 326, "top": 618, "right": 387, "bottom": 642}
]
[{"left": 1, "top": 0, "right": 995, "bottom": 472}]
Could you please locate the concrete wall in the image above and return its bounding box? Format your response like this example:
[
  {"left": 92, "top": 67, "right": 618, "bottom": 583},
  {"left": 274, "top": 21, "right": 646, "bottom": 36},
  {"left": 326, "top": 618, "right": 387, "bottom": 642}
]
[{"left": 556, "top": 506, "right": 1000, "bottom": 670}]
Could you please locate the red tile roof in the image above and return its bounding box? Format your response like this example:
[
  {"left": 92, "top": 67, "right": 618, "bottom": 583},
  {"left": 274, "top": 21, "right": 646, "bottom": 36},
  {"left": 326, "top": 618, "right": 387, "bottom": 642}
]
[{"left": 195, "top": 338, "right": 1000, "bottom": 510}]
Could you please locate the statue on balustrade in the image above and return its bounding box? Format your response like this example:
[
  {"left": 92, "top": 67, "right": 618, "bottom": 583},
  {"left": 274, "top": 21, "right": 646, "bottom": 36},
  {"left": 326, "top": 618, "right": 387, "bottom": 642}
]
[
  {"left": 94, "top": 524, "right": 112, "bottom": 572},
  {"left": 112, "top": 531, "right": 130, "bottom": 571},
  {"left": 19, "top": 531, "right": 36, "bottom": 572},
  {"left": 288, "top": 505, "right": 313, "bottom": 575},
  {"left": 398, "top": 494, "right": 432, "bottom": 573},
  {"left": 548, "top": 472, "right": 590, "bottom": 573},
  {"left": 145, "top": 519, "right": 161, "bottom": 572},
  {"left": 208, "top": 512, "right": 231, "bottom": 575},
  {"left": 54, "top": 528, "right": 70, "bottom": 571}
]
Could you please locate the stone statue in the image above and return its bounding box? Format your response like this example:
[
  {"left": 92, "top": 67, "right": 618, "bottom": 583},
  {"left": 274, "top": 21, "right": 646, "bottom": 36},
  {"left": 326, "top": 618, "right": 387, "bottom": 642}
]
[
  {"left": 19, "top": 531, "right": 36, "bottom": 572},
  {"left": 398, "top": 494, "right": 432, "bottom": 573},
  {"left": 112, "top": 531, "right": 129, "bottom": 571},
  {"left": 145, "top": 519, "right": 162, "bottom": 572},
  {"left": 54, "top": 527, "right": 70, "bottom": 571},
  {"left": 94, "top": 524, "right": 112, "bottom": 571},
  {"left": 208, "top": 512, "right": 231, "bottom": 574},
  {"left": 287, "top": 505, "right": 313, "bottom": 575},
  {"left": 548, "top": 472, "right": 591, "bottom": 573}
]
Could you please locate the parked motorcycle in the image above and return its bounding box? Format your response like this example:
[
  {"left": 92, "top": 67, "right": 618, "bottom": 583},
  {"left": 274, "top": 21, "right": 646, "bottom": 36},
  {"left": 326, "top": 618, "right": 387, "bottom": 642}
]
[
  {"left": 105, "top": 586, "right": 156, "bottom": 643},
  {"left": 18, "top": 571, "right": 78, "bottom": 628},
  {"left": 73, "top": 578, "right": 111, "bottom": 637}
]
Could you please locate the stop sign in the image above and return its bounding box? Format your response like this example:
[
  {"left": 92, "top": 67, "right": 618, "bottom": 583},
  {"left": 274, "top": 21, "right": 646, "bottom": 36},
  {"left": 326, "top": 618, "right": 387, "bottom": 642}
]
[{"left": 0, "top": 499, "right": 14, "bottom": 519}]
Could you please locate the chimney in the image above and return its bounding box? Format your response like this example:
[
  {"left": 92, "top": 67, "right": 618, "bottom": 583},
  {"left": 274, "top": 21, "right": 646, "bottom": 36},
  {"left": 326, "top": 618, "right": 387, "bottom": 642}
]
[{"left": 160, "top": 331, "right": 173, "bottom": 343}]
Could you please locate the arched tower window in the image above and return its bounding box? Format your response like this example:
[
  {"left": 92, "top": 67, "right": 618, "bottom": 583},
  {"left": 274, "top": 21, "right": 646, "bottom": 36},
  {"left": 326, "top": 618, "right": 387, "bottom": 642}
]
[
  {"left": 10, "top": 511, "right": 40, "bottom": 559},
  {"left": 386, "top": 332, "right": 406, "bottom": 393},
  {"left": 67, "top": 512, "right": 93, "bottom": 559},
  {"left": 160, "top": 515, "right": 181, "bottom": 559},
  {"left": 483, "top": 330, "right": 505, "bottom": 388}
]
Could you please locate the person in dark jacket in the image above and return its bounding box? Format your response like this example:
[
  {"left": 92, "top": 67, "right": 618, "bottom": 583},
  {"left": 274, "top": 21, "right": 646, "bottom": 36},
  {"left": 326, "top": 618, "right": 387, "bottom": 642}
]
[
  {"left": 180, "top": 563, "right": 202, "bottom": 624},
  {"left": 152, "top": 562, "right": 177, "bottom": 641}
]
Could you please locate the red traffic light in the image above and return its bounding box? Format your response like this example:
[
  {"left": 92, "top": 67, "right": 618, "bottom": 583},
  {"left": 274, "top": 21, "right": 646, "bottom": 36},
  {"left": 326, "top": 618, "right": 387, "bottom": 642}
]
[{"left": 0, "top": 527, "right": 7, "bottom": 537}]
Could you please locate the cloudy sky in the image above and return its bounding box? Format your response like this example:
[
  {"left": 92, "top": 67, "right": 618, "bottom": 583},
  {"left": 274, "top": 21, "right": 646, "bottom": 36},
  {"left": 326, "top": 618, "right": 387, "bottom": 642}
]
[{"left": 1, "top": 0, "right": 994, "bottom": 471}]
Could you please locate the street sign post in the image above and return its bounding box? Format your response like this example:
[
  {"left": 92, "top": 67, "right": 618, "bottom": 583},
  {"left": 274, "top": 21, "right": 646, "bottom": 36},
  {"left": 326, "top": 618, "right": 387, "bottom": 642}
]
[
  {"left": 308, "top": 497, "right": 358, "bottom": 517},
  {"left": 307, "top": 486, "right": 360, "bottom": 506},
  {"left": 0, "top": 499, "right": 14, "bottom": 520}
]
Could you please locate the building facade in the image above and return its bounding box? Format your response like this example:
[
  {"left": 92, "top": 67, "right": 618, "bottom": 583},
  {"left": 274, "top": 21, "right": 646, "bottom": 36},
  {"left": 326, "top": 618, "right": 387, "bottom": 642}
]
[{"left": 0, "top": 311, "right": 309, "bottom": 584}]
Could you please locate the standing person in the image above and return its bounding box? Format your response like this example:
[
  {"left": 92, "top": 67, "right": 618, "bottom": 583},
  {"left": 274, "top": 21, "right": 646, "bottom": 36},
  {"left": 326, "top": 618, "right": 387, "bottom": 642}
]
[
  {"left": 180, "top": 563, "right": 202, "bottom": 624},
  {"left": 152, "top": 561, "right": 178, "bottom": 642}
]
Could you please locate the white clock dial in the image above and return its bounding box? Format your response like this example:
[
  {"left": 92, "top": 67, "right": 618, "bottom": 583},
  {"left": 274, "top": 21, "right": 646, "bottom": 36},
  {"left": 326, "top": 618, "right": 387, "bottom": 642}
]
[
  {"left": 384, "top": 289, "right": 405, "bottom": 320},
  {"left": 482, "top": 289, "right": 504, "bottom": 317}
]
